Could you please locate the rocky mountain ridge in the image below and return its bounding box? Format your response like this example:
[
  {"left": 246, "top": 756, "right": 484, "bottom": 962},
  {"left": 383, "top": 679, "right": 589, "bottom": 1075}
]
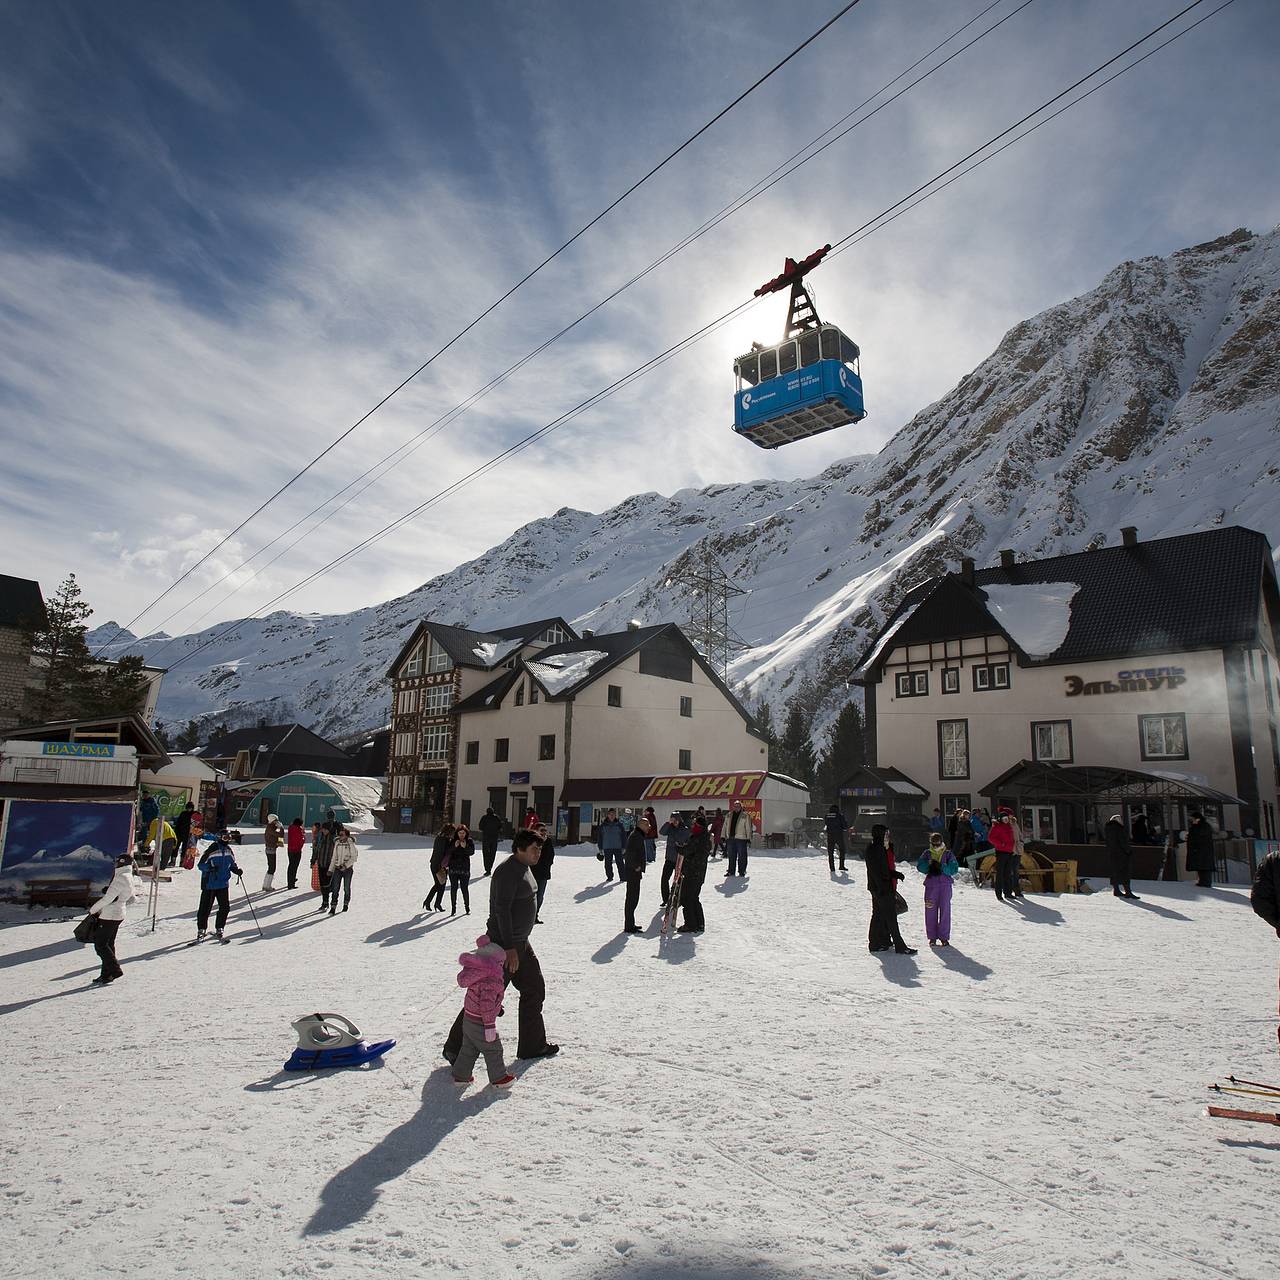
[{"left": 95, "top": 226, "right": 1280, "bottom": 748}]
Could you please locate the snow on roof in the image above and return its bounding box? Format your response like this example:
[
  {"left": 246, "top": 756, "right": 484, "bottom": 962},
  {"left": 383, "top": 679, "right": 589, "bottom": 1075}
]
[
  {"left": 855, "top": 599, "right": 923, "bottom": 675},
  {"left": 301, "top": 772, "right": 383, "bottom": 815},
  {"left": 471, "top": 637, "right": 525, "bottom": 666},
  {"left": 887, "top": 779, "right": 926, "bottom": 795},
  {"left": 767, "top": 771, "right": 810, "bottom": 792},
  {"left": 526, "top": 650, "right": 609, "bottom": 695},
  {"left": 981, "top": 581, "right": 1080, "bottom": 659}
]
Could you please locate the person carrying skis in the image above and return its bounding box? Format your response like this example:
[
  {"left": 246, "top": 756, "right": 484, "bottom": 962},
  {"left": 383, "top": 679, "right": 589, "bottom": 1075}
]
[
  {"left": 328, "top": 827, "right": 359, "bottom": 915},
  {"left": 87, "top": 853, "right": 137, "bottom": 985},
  {"left": 865, "top": 824, "right": 916, "bottom": 955},
  {"left": 442, "top": 830, "right": 558, "bottom": 1064},
  {"left": 916, "top": 833, "right": 959, "bottom": 946},
  {"left": 596, "top": 809, "right": 626, "bottom": 882},
  {"left": 196, "top": 833, "right": 243, "bottom": 942},
  {"left": 286, "top": 816, "right": 306, "bottom": 889},
  {"left": 448, "top": 823, "right": 476, "bottom": 916},
  {"left": 658, "top": 812, "right": 689, "bottom": 907},
  {"left": 478, "top": 806, "right": 503, "bottom": 876},
  {"left": 824, "top": 803, "right": 850, "bottom": 874},
  {"left": 622, "top": 817, "right": 649, "bottom": 935},
  {"left": 263, "top": 814, "right": 285, "bottom": 891},
  {"left": 451, "top": 934, "right": 515, "bottom": 1088},
  {"left": 678, "top": 817, "right": 710, "bottom": 934}
]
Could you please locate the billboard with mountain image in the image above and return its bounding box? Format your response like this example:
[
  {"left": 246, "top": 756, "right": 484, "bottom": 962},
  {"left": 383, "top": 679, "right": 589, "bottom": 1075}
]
[{"left": 0, "top": 801, "right": 135, "bottom": 902}]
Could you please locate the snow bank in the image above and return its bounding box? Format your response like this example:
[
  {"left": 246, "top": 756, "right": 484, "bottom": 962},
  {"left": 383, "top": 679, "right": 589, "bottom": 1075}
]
[{"left": 981, "top": 581, "right": 1080, "bottom": 658}]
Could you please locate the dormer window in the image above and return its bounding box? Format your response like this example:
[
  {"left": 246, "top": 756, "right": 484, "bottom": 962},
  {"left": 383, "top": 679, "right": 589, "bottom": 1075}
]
[{"left": 539, "top": 623, "right": 571, "bottom": 645}]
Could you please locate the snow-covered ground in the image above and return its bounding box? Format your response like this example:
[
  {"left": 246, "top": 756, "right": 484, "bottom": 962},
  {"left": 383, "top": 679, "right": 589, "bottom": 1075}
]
[{"left": 3, "top": 830, "right": 1276, "bottom": 1279}]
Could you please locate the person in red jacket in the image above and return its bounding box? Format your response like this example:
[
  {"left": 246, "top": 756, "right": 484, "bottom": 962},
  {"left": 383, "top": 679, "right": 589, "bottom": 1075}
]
[
  {"left": 522, "top": 806, "right": 540, "bottom": 830},
  {"left": 285, "top": 816, "right": 307, "bottom": 889},
  {"left": 989, "top": 810, "right": 1023, "bottom": 902}
]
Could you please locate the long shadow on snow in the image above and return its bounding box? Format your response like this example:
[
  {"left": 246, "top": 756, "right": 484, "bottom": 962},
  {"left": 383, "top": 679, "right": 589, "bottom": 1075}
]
[
  {"left": 591, "top": 933, "right": 628, "bottom": 965},
  {"left": 304, "top": 1068, "right": 501, "bottom": 1235},
  {"left": 588, "top": 1257, "right": 796, "bottom": 1279},
  {"left": 874, "top": 953, "right": 921, "bottom": 989},
  {"left": 0, "top": 935, "right": 84, "bottom": 972},
  {"left": 714, "top": 877, "right": 748, "bottom": 898},
  {"left": 246, "top": 1057, "right": 389, "bottom": 1094},
  {"left": 935, "top": 946, "right": 993, "bottom": 981},
  {"left": 574, "top": 881, "right": 620, "bottom": 902},
  {"left": 655, "top": 933, "right": 696, "bottom": 965},
  {"left": 828, "top": 871, "right": 858, "bottom": 888},
  {"left": 365, "top": 913, "right": 460, "bottom": 948},
  {"left": 1007, "top": 898, "right": 1065, "bottom": 926},
  {"left": 1115, "top": 896, "right": 1192, "bottom": 922}
]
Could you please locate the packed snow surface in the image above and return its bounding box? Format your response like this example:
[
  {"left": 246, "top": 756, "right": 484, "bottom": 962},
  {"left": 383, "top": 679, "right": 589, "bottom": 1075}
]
[
  {"left": 981, "top": 582, "right": 1081, "bottom": 659},
  {"left": 3, "top": 829, "right": 1274, "bottom": 1278},
  {"left": 527, "top": 650, "right": 608, "bottom": 695}
]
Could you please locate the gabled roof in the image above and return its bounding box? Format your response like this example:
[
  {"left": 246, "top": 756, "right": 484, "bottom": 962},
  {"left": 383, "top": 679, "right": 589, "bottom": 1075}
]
[
  {"left": 386, "top": 617, "right": 577, "bottom": 679},
  {"left": 835, "top": 763, "right": 929, "bottom": 797},
  {"left": 452, "top": 666, "right": 525, "bottom": 715},
  {"left": 853, "top": 526, "right": 1277, "bottom": 680},
  {"left": 5, "top": 713, "right": 171, "bottom": 767},
  {"left": 0, "top": 574, "right": 47, "bottom": 631},
  {"left": 196, "top": 723, "right": 349, "bottom": 760}
]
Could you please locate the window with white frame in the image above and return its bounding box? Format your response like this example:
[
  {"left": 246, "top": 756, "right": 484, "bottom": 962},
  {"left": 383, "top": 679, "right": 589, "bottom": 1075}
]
[
  {"left": 396, "top": 687, "right": 420, "bottom": 715},
  {"left": 392, "top": 774, "right": 415, "bottom": 799},
  {"left": 424, "top": 683, "right": 453, "bottom": 714},
  {"left": 394, "top": 732, "right": 417, "bottom": 758},
  {"left": 895, "top": 671, "right": 928, "bottom": 697},
  {"left": 973, "top": 663, "right": 1010, "bottom": 691},
  {"left": 402, "top": 644, "right": 423, "bottom": 678},
  {"left": 938, "top": 719, "right": 969, "bottom": 779},
  {"left": 1140, "top": 713, "right": 1188, "bottom": 760},
  {"left": 941, "top": 668, "right": 960, "bottom": 694},
  {"left": 1032, "top": 720, "right": 1073, "bottom": 763},
  {"left": 540, "top": 624, "right": 571, "bottom": 645},
  {"left": 427, "top": 638, "right": 452, "bottom": 673},
  {"left": 421, "top": 724, "right": 451, "bottom": 760}
]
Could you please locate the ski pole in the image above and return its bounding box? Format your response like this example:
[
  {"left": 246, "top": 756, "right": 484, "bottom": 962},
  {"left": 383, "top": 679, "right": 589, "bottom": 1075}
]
[
  {"left": 1227, "top": 1075, "right": 1280, "bottom": 1093},
  {"left": 1209, "top": 1083, "right": 1280, "bottom": 1099},
  {"left": 237, "top": 875, "right": 264, "bottom": 938}
]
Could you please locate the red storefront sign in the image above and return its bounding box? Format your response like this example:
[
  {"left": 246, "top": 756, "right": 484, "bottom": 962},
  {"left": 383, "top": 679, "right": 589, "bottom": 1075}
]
[{"left": 643, "top": 772, "right": 766, "bottom": 828}]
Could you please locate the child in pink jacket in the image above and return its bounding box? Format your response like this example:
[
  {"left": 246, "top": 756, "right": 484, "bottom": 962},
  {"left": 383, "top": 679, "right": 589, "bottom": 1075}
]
[{"left": 451, "top": 934, "right": 515, "bottom": 1088}]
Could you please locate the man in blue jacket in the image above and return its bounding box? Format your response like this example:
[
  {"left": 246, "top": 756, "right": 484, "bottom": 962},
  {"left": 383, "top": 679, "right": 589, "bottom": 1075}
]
[
  {"left": 596, "top": 809, "right": 627, "bottom": 882},
  {"left": 196, "top": 833, "right": 243, "bottom": 941}
]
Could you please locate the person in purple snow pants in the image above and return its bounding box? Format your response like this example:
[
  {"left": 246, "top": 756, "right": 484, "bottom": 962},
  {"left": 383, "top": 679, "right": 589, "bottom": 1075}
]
[{"left": 916, "top": 832, "right": 959, "bottom": 946}]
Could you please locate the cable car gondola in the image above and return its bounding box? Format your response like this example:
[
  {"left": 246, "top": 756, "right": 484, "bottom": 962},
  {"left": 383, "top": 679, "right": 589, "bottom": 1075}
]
[{"left": 732, "top": 244, "right": 865, "bottom": 449}]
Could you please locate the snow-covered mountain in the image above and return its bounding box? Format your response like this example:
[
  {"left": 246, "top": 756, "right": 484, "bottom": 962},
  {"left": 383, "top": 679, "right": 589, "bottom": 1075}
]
[{"left": 95, "top": 227, "right": 1280, "bottom": 748}]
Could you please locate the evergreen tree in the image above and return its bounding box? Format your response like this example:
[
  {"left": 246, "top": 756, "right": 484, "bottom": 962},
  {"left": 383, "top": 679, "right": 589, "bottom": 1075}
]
[
  {"left": 175, "top": 719, "right": 201, "bottom": 752},
  {"left": 776, "top": 703, "right": 818, "bottom": 792},
  {"left": 754, "top": 700, "right": 777, "bottom": 750},
  {"left": 817, "top": 700, "right": 866, "bottom": 801}
]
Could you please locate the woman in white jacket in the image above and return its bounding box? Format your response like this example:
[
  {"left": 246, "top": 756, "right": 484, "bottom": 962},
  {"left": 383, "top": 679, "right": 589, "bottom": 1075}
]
[
  {"left": 327, "top": 828, "right": 359, "bottom": 916},
  {"left": 88, "top": 853, "right": 137, "bottom": 985}
]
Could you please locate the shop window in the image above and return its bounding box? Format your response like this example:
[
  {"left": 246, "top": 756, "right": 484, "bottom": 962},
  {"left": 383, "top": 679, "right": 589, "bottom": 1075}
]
[
  {"left": 679, "top": 749, "right": 692, "bottom": 771},
  {"left": 539, "top": 734, "right": 556, "bottom": 761},
  {"left": 494, "top": 738, "right": 510, "bottom": 763},
  {"left": 941, "top": 668, "right": 960, "bottom": 694},
  {"left": 1031, "top": 720, "right": 1073, "bottom": 763},
  {"left": 938, "top": 719, "right": 969, "bottom": 780},
  {"left": 515, "top": 683, "right": 525, "bottom": 706},
  {"left": 680, "top": 696, "right": 693, "bottom": 718},
  {"left": 608, "top": 685, "right": 623, "bottom": 708},
  {"left": 895, "top": 671, "right": 928, "bottom": 697},
  {"left": 1139, "top": 713, "right": 1188, "bottom": 760},
  {"left": 973, "top": 663, "right": 1010, "bottom": 691},
  {"left": 464, "top": 740, "right": 479, "bottom": 765}
]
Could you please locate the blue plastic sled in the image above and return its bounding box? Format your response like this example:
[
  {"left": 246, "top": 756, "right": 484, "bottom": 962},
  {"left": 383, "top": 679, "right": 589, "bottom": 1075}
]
[{"left": 284, "top": 1038, "right": 396, "bottom": 1071}]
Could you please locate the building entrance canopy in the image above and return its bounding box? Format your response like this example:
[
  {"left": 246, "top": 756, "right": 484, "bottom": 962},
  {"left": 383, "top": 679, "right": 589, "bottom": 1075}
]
[{"left": 980, "top": 760, "right": 1243, "bottom": 808}]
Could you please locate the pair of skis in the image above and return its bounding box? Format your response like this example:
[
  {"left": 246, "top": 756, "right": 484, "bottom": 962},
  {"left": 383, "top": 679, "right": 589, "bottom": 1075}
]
[
  {"left": 1207, "top": 1074, "right": 1280, "bottom": 1126},
  {"left": 661, "top": 854, "right": 684, "bottom": 937}
]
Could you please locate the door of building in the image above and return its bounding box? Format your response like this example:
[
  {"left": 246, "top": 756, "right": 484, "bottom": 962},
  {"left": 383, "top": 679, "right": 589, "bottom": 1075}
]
[
  {"left": 509, "top": 792, "right": 528, "bottom": 831},
  {"left": 1020, "top": 805, "right": 1057, "bottom": 843}
]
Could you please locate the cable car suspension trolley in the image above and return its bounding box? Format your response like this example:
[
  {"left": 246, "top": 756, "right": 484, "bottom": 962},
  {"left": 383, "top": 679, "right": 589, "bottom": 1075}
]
[{"left": 732, "top": 244, "right": 865, "bottom": 449}]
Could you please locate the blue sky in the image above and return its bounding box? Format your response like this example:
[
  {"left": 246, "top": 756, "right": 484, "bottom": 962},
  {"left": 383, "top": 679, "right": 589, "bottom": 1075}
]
[{"left": 2, "top": 0, "right": 1277, "bottom": 636}]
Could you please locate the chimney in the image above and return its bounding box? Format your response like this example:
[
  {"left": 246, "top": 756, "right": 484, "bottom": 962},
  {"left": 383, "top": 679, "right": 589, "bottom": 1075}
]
[
  {"left": 999, "top": 549, "right": 1015, "bottom": 570},
  {"left": 1121, "top": 526, "right": 1138, "bottom": 548},
  {"left": 581, "top": 628, "right": 594, "bottom": 639},
  {"left": 960, "top": 557, "right": 975, "bottom": 586},
  {"left": 627, "top": 619, "right": 641, "bottom": 632}
]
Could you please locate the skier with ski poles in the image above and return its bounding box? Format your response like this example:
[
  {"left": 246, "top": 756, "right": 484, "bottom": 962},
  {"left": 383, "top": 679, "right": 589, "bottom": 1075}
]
[{"left": 194, "top": 832, "right": 244, "bottom": 943}]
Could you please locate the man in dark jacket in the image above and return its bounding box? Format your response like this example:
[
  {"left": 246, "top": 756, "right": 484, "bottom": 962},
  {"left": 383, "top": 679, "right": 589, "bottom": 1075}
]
[
  {"left": 443, "top": 830, "right": 558, "bottom": 1062},
  {"left": 1105, "top": 815, "right": 1138, "bottom": 899},
  {"left": 658, "top": 813, "right": 689, "bottom": 907},
  {"left": 824, "top": 804, "right": 849, "bottom": 874},
  {"left": 622, "top": 820, "right": 649, "bottom": 934},
  {"left": 1250, "top": 849, "right": 1280, "bottom": 1051},
  {"left": 678, "top": 821, "right": 710, "bottom": 934},
  {"left": 865, "top": 824, "right": 914, "bottom": 954},
  {"left": 174, "top": 802, "right": 195, "bottom": 862},
  {"left": 478, "top": 807, "right": 503, "bottom": 875},
  {"left": 1186, "top": 812, "right": 1215, "bottom": 887},
  {"left": 195, "top": 834, "right": 243, "bottom": 941}
]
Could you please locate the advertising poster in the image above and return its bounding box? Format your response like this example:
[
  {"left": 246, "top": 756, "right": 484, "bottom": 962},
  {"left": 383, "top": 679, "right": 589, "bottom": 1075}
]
[
  {"left": 141, "top": 782, "right": 193, "bottom": 818},
  {"left": 0, "top": 800, "right": 135, "bottom": 902}
]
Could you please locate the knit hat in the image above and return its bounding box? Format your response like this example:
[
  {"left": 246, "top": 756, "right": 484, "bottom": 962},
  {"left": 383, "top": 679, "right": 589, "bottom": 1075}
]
[
  {"left": 929, "top": 832, "right": 946, "bottom": 848},
  {"left": 474, "top": 933, "right": 506, "bottom": 960}
]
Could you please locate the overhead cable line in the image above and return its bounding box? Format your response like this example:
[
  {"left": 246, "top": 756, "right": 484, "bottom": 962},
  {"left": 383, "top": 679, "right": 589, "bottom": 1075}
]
[
  {"left": 139, "top": 0, "right": 1034, "bottom": 654},
  {"left": 161, "top": 0, "right": 1231, "bottom": 675},
  {"left": 93, "top": 0, "right": 867, "bottom": 656}
]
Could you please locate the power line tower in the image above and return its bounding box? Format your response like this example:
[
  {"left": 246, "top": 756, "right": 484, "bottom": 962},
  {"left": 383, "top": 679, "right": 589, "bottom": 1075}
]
[{"left": 669, "top": 545, "right": 747, "bottom": 681}]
